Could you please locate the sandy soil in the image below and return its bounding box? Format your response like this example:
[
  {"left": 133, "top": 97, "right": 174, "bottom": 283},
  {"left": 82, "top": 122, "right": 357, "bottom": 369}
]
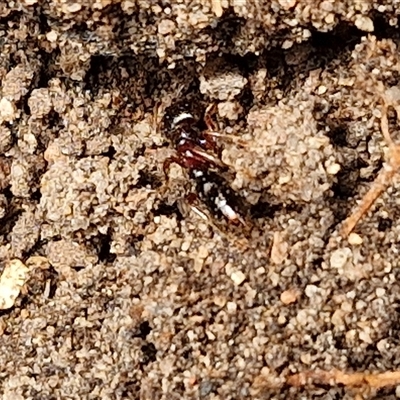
[{"left": 2, "top": 1, "right": 400, "bottom": 399}]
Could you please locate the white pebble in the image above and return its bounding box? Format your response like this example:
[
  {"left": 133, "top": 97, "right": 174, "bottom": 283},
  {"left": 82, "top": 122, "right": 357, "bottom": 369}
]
[
  {"left": 0, "top": 259, "right": 30, "bottom": 310},
  {"left": 0, "top": 98, "right": 16, "bottom": 122},
  {"left": 230, "top": 270, "right": 246, "bottom": 286},
  {"left": 330, "top": 248, "right": 351, "bottom": 269},
  {"left": 326, "top": 163, "right": 341, "bottom": 175},
  {"left": 305, "top": 284, "right": 318, "bottom": 298},
  {"left": 355, "top": 15, "right": 374, "bottom": 32},
  {"left": 348, "top": 232, "right": 363, "bottom": 245}
]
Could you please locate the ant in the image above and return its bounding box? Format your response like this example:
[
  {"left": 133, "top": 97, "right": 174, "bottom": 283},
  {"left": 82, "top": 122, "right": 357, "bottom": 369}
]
[{"left": 162, "top": 103, "right": 247, "bottom": 226}]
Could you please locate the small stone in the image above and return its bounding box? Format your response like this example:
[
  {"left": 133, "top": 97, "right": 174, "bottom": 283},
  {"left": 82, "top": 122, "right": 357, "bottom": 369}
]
[
  {"left": 158, "top": 19, "right": 175, "bottom": 35},
  {"left": 0, "top": 259, "right": 30, "bottom": 309},
  {"left": 44, "top": 141, "right": 68, "bottom": 164},
  {"left": 213, "top": 296, "right": 227, "bottom": 307},
  {"left": 326, "top": 163, "right": 341, "bottom": 175},
  {"left": 181, "top": 241, "right": 191, "bottom": 251},
  {"left": 66, "top": 3, "right": 82, "bottom": 12},
  {"left": 211, "top": 0, "right": 223, "bottom": 17},
  {"left": 199, "top": 380, "right": 215, "bottom": 396},
  {"left": 376, "top": 287, "right": 386, "bottom": 297},
  {"left": 331, "top": 309, "right": 345, "bottom": 327},
  {"left": 280, "top": 289, "right": 299, "bottom": 305},
  {"left": 355, "top": 15, "right": 374, "bottom": 32},
  {"left": 304, "top": 284, "right": 318, "bottom": 298},
  {"left": 217, "top": 101, "right": 242, "bottom": 120},
  {"left": 193, "top": 258, "right": 204, "bottom": 273},
  {"left": 324, "top": 13, "right": 335, "bottom": 24},
  {"left": 226, "top": 301, "right": 237, "bottom": 313},
  {"left": 122, "top": 0, "right": 136, "bottom": 12},
  {"left": 230, "top": 270, "right": 246, "bottom": 286},
  {"left": 341, "top": 301, "right": 353, "bottom": 312},
  {"left": 386, "top": 86, "right": 400, "bottom": 103},
  {"left": 281, "top": 40, "right": 293, "bottom": 49},
  {"left": 359, "top": 330, "right": 373, "bottom": 344},
  {"left": 46, "top": 30, "right": 58, "bottom": 42},
  {"left": 197, "top": 245, "right": 209, "bottom": 259},
  {"left": 256, "top": 267, "right": 265, "bottom": 275},
  {"left": 0, "top": 98, "right": 16, "bottom": 122},
  {"left": 348, "top": 232, "right": 363, "bottom": 245},
  {"left": 278, "top": 0, "right": 296, "bottom": 9},
  {"left": 330, "top": 248, "right": 351, "bottom": 269},
  {"left": 270, "top": 231, "right": 288, "bottom": 265},
  {"left": 277, "top": 314, "right": 286, "bottom": 325},
  {"left": 300, "top": 353, "right": 312, "bottom": 365},
  {"left": 200, "top": 72, "right": 247, "bottom": 101},
  {"left": 26, "top": 256, "right": 50, "bottom": 270}
]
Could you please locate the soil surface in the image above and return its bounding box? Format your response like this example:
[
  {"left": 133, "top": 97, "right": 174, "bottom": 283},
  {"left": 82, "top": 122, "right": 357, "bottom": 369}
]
[{"left": 2, "top": 1, "right": 400, "bottom": 399}]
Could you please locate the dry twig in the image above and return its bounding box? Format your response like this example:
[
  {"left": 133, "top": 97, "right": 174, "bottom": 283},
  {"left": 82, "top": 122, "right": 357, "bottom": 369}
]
[
  {"left": 341, "top": 99, "right": 400, "bottom": 237},
  {"left": 287, "top": 368, "right": 400, "bottom": 389}
]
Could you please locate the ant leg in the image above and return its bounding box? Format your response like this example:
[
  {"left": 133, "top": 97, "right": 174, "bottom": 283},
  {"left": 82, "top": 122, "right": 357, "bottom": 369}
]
[
  {"left": 202, "top": 103, "right": 222, "bottom": 153},
  {"left": 204, "top": 103, "right": 248, "bottom": 147},
  {"left": 341, "top": 103, "right": 400, "bottom": 237},
  {"left": 204, "top": 103, "right": 219, "bottom": 132},
  {"left": 185, "top": 193, "right": 209, "bottom": 221}
]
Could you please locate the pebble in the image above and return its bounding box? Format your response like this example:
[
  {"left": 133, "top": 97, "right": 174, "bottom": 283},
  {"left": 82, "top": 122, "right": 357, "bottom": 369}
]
[
  {"left": 46, "top": 30, "right": 58, "bottom": 42},
  {"left": 0, "top": 259, "right": 30, "bottom": 310},
  {"left": 211, "top": 0, "right": 223, "bottom": 17},
  {"left": 230, "top": 270, "right": 246, "bottom": 286},
  {"left": 348, "top": 232, "right": 363, "bottom": 245},
  {"left": 158, "top": 19, "right": 176, "bottom": 35},
  {"left": 355, "top": 15, "right": 374, "bottom": 32},
  {"left": 270, "top": 231, "right": 288, "bottom": 265},
  {"left": 197, "top": 245, "right": 209, "bottom": 259},
  {"left": 280, "top": 289, "right": 299, "bottom": 305},
  {"left": 326, "top": 163, "right": 341, "bottom": 175},
  {"left": 66, "top": 3, "right": 82, "bottom": 12},
  {"left": 226, "top": 301, "right": 237, "bottom": 313},
  {"left": 331, "top": 309, "right": 345, "bottom": 327},
  {"left": 0, "top": 98, "right": 16, "bottom": 122},
  {"left": 330, "top": 248, "right": 352, "bottom": 269},
  {"left": 181, "top": 241, "right": 191, "bottom": 251},
  {"left": 359, "top": 330, "right": 373, "bottom": 344},
  {"left": 304, "top": 284, "right": 318, "bottom": 298}
]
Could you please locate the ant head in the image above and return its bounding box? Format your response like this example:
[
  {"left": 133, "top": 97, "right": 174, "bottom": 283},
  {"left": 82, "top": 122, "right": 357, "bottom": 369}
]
[{"left": 163, "top": 100, "right": 205, "bottom": 143}]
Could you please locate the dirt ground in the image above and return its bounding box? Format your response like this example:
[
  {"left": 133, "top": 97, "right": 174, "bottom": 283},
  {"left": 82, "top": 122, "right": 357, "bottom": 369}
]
[{"left": 3, "top": 1, "right": 400, "bottom": 399}]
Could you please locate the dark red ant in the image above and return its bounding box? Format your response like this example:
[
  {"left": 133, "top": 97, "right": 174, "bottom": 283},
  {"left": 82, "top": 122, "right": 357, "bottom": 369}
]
[{"left": 163, "top": 104, "right": 247, "bottom": 225}]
